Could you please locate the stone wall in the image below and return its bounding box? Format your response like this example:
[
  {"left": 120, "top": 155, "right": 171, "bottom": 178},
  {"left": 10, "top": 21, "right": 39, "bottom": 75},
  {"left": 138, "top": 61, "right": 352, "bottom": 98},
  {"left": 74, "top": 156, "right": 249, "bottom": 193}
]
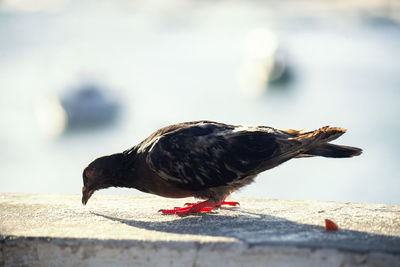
[{"left": 1, "top": 194, "right": 399, "bottom": 266}]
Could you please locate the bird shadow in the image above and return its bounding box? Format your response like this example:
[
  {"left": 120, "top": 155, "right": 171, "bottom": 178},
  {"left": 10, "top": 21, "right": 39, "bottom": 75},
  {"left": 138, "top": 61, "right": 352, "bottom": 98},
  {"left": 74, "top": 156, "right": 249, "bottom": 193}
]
[{"left": 92, "top": 208, "right": 400, "bottom": 254}]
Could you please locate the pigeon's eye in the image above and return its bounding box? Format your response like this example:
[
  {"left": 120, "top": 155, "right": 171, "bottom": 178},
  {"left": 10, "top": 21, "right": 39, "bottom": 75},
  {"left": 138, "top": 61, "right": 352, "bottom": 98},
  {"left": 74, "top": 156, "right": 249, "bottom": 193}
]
[{"left": 85, "top": 169, "right": 96, "bottom": 179}]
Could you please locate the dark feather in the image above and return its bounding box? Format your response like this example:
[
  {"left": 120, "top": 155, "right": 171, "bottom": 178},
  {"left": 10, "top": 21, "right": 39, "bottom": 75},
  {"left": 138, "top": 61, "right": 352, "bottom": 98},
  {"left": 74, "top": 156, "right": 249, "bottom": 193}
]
[
  {"left": 297, "top": 144, "right": 362, "bottom": 158},
  {"left": 145, "top": 122, "right": 282, "bottom": 191}
]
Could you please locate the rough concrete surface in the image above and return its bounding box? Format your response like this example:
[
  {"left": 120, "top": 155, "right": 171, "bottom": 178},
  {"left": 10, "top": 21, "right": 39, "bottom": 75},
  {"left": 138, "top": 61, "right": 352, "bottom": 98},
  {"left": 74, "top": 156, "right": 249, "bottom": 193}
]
[{"left": 1, "top": 194, "right": 399, "bottom": 266}]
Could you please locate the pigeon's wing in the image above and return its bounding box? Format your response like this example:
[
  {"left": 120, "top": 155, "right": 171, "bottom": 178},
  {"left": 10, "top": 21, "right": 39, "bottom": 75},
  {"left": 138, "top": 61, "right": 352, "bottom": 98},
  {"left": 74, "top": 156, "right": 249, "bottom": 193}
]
[{"left": 146, "top": 123, "right": 281, "bottom": 191}]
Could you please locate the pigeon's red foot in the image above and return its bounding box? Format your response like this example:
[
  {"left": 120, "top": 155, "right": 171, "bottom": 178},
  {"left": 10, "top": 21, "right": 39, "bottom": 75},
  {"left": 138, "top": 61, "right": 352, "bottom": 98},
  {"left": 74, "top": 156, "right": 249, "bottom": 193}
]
[{"left": 159, "top": 199, "right": 240, "bottom": 215}]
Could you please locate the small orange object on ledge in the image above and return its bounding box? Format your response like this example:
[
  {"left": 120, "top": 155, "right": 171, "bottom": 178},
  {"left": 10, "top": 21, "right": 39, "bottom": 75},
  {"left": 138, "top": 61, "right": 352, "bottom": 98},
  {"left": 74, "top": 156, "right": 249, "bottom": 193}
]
[{"left": 325, "top": 219, "right": 339, "bottom": 231}]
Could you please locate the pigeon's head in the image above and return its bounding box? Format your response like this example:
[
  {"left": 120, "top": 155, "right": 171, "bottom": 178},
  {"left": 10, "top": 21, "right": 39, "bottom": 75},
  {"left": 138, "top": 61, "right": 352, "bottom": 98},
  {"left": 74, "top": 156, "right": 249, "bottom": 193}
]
[{"left": 82, "top": 153, "right": 124, "bottom": 205}]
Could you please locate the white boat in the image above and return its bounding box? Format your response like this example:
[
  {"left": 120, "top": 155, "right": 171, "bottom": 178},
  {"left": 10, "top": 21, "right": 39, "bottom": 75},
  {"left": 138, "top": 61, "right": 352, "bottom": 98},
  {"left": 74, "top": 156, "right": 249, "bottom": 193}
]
[
  {"left": 36, "top": 83, "right": 121, "bottom": 137},
  {"left": 60, "top": 84, "right": 121, "bottom": 130}
]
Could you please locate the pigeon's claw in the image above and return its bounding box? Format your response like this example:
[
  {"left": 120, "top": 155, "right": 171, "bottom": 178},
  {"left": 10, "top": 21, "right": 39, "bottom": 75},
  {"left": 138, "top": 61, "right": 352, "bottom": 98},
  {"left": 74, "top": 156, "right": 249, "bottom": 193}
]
[
  {"left": 158, "top": 207, "right": 189, "bottom": 214},
  {"left": 159, "top": 201, "right": 213, "bottom": 215},
  {"left": 159, "top": 199, "right": 240, "bottom": 215}
]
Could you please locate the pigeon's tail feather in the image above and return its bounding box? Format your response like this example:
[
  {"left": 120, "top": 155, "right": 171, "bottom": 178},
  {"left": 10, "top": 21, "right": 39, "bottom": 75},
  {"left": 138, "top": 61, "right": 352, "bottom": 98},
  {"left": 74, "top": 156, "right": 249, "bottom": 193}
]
[
  {"left": 296, "top": 144, "right": 362, "bottom": 158},
  {"left": 282, "top": 126, "right": 362, "bottom": 158},
  {"left": 293, "top": 126, "right": 346, "bottom": 143}
]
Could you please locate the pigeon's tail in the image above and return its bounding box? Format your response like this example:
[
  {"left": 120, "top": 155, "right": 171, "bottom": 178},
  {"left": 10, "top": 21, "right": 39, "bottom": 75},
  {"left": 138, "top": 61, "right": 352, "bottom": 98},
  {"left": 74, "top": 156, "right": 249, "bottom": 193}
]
[
  {"left": 283, "top": 126, "right": 362, "bottom": 158},
  {"left": 297, "top": 143, "right": 362, "bottom": 158}
]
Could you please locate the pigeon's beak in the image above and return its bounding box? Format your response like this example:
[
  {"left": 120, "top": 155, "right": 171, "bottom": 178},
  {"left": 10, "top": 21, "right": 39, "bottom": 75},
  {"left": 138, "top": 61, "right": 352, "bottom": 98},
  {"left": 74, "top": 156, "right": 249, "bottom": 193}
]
[{"left": 82, "top": 186, "right": 94, "bottom": 205}]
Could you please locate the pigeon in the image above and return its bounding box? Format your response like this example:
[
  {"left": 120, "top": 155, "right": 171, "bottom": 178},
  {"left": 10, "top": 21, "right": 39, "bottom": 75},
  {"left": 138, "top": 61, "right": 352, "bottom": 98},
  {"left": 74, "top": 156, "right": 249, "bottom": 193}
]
[{"left": 82, "top": 120, "right": 362, "bottom": 215}]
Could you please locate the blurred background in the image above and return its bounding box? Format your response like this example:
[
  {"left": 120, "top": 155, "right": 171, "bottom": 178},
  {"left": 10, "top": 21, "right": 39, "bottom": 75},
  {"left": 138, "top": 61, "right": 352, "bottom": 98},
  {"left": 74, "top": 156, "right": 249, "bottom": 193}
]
[{"left": 1, "top": 0, "right": 399, "bottom": 204}]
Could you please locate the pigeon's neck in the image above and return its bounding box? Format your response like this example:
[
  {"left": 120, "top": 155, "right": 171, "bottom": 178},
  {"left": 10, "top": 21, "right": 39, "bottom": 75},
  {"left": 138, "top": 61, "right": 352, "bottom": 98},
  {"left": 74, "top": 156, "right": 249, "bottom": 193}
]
[{"left": 111, "top": 151, "right": 140, "bottom": 188}]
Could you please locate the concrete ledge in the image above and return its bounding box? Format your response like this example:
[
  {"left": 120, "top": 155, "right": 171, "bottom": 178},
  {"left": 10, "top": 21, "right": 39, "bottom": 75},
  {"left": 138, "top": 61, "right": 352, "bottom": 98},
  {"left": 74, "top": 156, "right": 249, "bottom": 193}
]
[{"left": 1, "top": 194, "right": 400, "bottom": 266}]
